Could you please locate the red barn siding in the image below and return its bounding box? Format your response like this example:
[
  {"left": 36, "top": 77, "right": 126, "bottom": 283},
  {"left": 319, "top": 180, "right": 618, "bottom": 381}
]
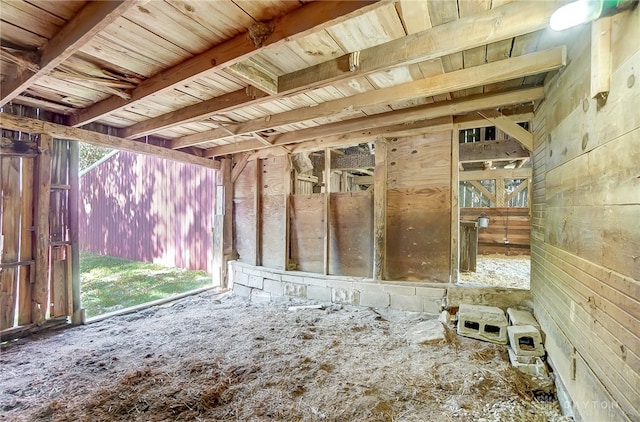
[{"left": 79, "top": 151, "right": 215, "bottom": 272}]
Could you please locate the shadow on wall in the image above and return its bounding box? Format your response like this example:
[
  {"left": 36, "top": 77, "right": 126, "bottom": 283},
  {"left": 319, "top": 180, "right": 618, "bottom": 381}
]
[{"left": 79, "top": 151, "right": 216, "bottom": 272}]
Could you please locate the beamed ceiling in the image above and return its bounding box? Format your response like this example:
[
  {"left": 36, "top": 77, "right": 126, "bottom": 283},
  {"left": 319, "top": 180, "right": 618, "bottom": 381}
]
[{"left": 0, "top": 0, "right": 578, "bottom": 166}]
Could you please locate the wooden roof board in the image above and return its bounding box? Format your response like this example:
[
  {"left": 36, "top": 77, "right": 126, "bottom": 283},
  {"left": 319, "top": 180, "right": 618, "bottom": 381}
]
[
  {"left": 0, "top": 1, "right": 65, "bottom": 39},
  {"left": 23, "top": 1, "right": 87, "bottom": 21},
  {"left": 325, "top": 2, "right": 406, "bottom": 53},
  {"left": 231, "top": 0, "right": 301, "bottom": 22},
  {"left": 121, "top": 1, "right": 222, "bottom": 55},
  {"left": 163, "top": 0, "right": 255, "bottom": 41},
  {"left": 0, "top": 20, "right": 48, "bottom": 49},
  {"left": 24, "top": 85, "right": 93, "bottom": 108}
]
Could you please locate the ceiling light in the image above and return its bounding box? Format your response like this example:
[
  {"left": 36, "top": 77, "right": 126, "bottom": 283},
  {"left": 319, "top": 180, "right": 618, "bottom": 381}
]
[{"left": 550, "top": 0, "right": 604, "bottom": 31}]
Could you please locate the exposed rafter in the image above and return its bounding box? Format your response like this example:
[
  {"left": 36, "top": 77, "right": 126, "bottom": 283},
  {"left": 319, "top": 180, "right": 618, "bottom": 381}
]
[
  {"left": 278, "top": 0, "right": 564, "bottom": 93},
  {"left": 479, "top": 110, "right": 534, "bottom": 150},
  {"left": 0, "top": 1, "right": 140, "bottom": 107},
  {"left": 118, "top": 1, "right": 562, "bottom": 140},
  {"left": 208, "top": 87, "right": 545, "bottom": 158},
  {"left": 0, "top": 113, "right": 219, "bottom": 170},
  {"left": 69, "top": 1, "right": 381, "bottom": 127},
  {"left": 173, "top": 48, "right": 564, "bottom": 150}
]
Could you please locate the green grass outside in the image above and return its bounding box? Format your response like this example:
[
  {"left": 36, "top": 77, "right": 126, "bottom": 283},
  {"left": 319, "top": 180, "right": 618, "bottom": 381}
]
[{"left": 80, "top": 252, "right": 212, "bottom": 318}]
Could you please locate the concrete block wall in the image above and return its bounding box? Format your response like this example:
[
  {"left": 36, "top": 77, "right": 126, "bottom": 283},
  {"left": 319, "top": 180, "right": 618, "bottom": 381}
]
[{"left": 229, "top": 261, "right": 446, "bottom": 314}]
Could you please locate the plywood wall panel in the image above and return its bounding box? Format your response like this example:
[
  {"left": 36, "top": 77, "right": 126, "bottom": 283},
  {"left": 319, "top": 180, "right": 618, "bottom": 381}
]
[
  {"left": 290, "top": 195, "right": 324, "bottom": 273},
  {"left": 329, "top": 192, "right": 373, "bottom": 277}
]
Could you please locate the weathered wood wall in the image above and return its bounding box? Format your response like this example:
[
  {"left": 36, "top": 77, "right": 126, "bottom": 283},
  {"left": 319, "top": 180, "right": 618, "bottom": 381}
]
[
  {"left": 79, "top": 151, "right": 216, "bottom": 272},
  {"left": 385, "top": 132, "right": 452, "bottom": 281},
  {"left": 234, "top": 133, "right": 451, "bottom": 281},
  {"left": 531, "top": 10, "right": 639, "bottom": 421},
  {"left": 460, "top": 207, "right": 530, "bottom": 255}
]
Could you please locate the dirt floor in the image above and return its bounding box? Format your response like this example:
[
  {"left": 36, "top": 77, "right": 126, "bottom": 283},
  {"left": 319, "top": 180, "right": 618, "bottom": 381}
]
[
  {"left": 0, "top": 290, "right": 570, "bottom": 421},
  {"left": 459, "top": 254, "right": 531, "bottom": 290}
]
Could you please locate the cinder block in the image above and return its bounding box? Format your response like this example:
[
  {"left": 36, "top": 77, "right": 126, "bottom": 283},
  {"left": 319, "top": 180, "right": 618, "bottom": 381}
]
[
  {"left": 303, "top": 277, "right": 328, "bottom": 288},
  {"left": 307, "top": 285, "right": 331, "bottom": 301},
  {"left": 508, "top": 325, "right": 545, "bottom": 357},
  {"left": 234, "top": 284, "right": 252, "bottom": 298},
  {"left": 416, "top": 287, "right": 446, "bottom": 298},
  {"left": 383, "top": 285, "right": 416, "bottom": 296},
  {"left": 246, "top": 274, "right": 264, "bottom": 289},
  {"left": 390, "top": 294, "right": 423, "bottom": 312},
  {"left": 261, "top": 271, "right": 281, "bottom": 281},
  {"left": 282, "top": 274, "right": 304, "bottom": 284},
  {"left": 284, "top": 282, "right": 306, "bottom": 297},
  {"left": 331, "top": 288, "right": 360, "bottom": 305},
  {"left": 507, "top": 308, "right": 540, "bottom": 329},
  {"left": 360, "top": 291, "right": 390, "bottom": 308},
  {"left": 508, "top": 349, "right": 553, "bottom": 391},
  {"left": 457, "top": 304, "right": 508, "bottom": 344},
  {"left": 326, "top": 279, "right": 354, "bottom": 291},
  {"left": 234, "top": 271, "right": 249, "bottom": 286},
  {"left": 263, "top": 278, "right": 284, "bottom": 296},
  {"left": 244, "top": 267, "right": 262, "bottom": 277},
  {"left": 423, "top": 297, "right": 443, "bottom": 314},
  {"left": 251, "top": 289, "right": 271, "bottom": 304}
]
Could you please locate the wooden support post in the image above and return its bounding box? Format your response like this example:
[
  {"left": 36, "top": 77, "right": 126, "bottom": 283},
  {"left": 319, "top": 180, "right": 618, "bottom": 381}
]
[
  {"left": 68, "top": 140, "right": 83, "bottom": 324},
  {"left": 323, "top": 148, "right": 331, "bottom": 275},
  {"left": 283, "top": 155, "right": 292, "bottom": 270},
  {"left": 213, "top": 158, "right": 232, "bottom": 287},
  {"left": 451, "top": 126, "right": 460, "bottom": 284},
  {"left": 495, "top": 178, "right": 506, "bottom": 207},
  {"left": 254, "top": 158, "right": 261, "bottom": 266},
  {"left": 18, "top": 156, "right": 34, "bottom": 325},
  {"left": 33, "top": 134, "right": 52, "bottom": 325},
  {"left": 373, "top": 139, "right": 387, "bottom": 280}
]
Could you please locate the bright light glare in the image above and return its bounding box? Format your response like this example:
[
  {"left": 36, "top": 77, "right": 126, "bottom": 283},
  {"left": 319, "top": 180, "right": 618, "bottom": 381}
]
[{"left": 550, "top": 0, "right": 604, "bottom": 31}]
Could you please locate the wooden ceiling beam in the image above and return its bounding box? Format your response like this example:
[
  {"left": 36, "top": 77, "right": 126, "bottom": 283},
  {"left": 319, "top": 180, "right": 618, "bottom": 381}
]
[
  {"left": 459, "top": 139, "right": 530, "bottom": 163},
  {"left": 278, "top": 0, "right": 565, "bottom": 93},
  {"left": 478, "top": 109, "right": 534, "bottom": 150},
  {"left": 121, "top": 87, "right": 269, "bottom": 139},
  {"left": 69, "top": 0, "right": 381, "bottom": 127},
  {"left": 120, "top": 1, "right": 558, "bottom": 141},
  {"left": 0, "top": 1, "right": 139, "bottom": 107},
  {"left": 459, "top": 167, "right": 531, "bottom": 181},
  {"left": 206, "top": 87, "right": 545, "bottom": 158},
  {"left": 175, "top": 48, "right": 564, "bottom": 149},
  {"left": 0, "top": 113, "right": 219, "bottom": 170}
]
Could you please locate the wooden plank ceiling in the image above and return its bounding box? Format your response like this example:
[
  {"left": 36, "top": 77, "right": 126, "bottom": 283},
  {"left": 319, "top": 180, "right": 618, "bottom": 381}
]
[{"left": 0, "top": 0, "right": 575, "bottom": 162}]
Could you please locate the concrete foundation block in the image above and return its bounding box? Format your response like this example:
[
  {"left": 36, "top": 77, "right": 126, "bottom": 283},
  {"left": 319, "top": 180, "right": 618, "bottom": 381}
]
[
  {"left": 244, "top": 267, "right": 262, "bottom": 277},
  {"left": 261, "top": 272, "right": 281, "bottom": 281},
  {"left": 507, "top": 325, "right": 545, "bottom": 357},
  {"left": 507, "top": 308, "right": 540, "bottom": 329},
  {"left": 263, "top": 278, "right": 284, "bottom": 296},
  {"left": 251, "top": 289, "right": 271, "bottom": 304},
  {"left": 390, "top": 294, "right": 423, "bottom": 312},
  {"left": 246, "top": 274, "right": 264, "bottom": 289},
  {"left": 423, "top": 297, "right": 443, "bottom": 314},
  {"left": 234, "top": 271, "right": 249, "bottom": 286},
  {"left": 234, "top": 284, "right": 252, "bottom": 298},
  {"left": 457, "top": 304, "right": 508, "bottom": 344},
  {"left": 282, "top": 274, "right": 305, "bottom": 284},
  {"left": 331, "top": 288, "right": 360, "bottom": 305},
  {"left": 303, "top": 277, "right": 328, "bottom": 288},
  {"left": 360, "top": 291, "right": 390, "bottom": 308},
  {"left": 416, "top": 287, "right": 447, "bottom": 298},
  {"left": 383, "top": 285, "right": 416, "bottom": 296},
  {"left": 326, "top": 279, "right": 354, "bottom": 291},
  {"left": 307, "top": 285, "right": 331, "bottom": 302},
  {"left": 284, "top": 282, "right": 306, "bottom": 298}
]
